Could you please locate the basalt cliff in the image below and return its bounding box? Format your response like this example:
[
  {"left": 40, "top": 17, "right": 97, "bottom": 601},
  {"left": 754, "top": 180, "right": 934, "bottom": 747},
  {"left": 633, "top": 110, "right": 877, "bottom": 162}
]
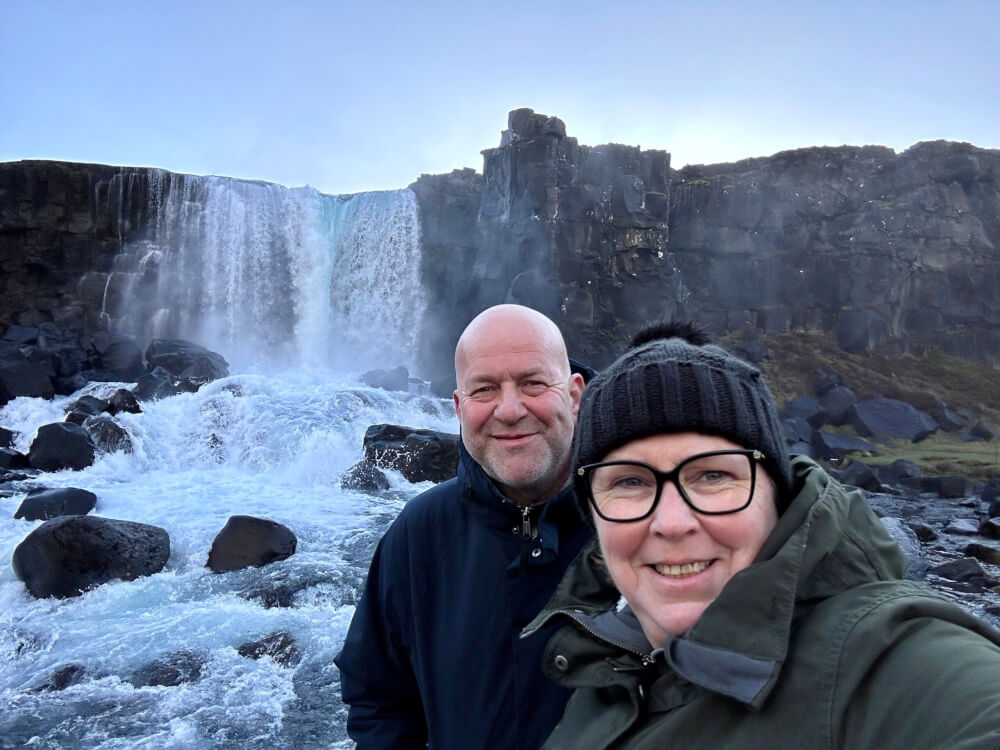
[{"left": 2, "top": 108, "right": 999, "bottom": 385}]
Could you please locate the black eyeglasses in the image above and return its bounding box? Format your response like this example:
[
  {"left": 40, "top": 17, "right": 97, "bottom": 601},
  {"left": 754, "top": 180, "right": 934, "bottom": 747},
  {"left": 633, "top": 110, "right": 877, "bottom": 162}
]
[{"left": 576, "top": 449, "right": 765, "bottom": 522}]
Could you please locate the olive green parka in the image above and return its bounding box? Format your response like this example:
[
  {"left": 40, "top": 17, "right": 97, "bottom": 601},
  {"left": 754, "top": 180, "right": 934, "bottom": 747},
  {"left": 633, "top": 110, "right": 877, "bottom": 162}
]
[{"left": 525, "top": 456, "right": 1000, "bottom": 749}]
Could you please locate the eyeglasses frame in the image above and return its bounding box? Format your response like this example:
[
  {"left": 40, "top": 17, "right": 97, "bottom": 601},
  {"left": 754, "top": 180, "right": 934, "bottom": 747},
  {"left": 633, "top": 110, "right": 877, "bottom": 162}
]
[{"left": 576, "top": 448, "right": 766, "bottom": 523}]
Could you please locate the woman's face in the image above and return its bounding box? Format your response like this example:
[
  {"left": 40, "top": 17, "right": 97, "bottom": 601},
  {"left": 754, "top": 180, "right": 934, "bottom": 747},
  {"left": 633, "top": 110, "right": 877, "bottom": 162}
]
[{"left": 593, "top": 432, "right": 779, "bottom": 647}]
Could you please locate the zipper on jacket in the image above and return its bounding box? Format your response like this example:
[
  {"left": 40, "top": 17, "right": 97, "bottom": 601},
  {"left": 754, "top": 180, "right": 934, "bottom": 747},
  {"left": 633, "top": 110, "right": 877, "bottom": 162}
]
[
  {"left": 522, "top": 607, "right": 660, "bottom": 666},
  {"left": 518, "top": 505, "right": 539, "bottom": 575}
]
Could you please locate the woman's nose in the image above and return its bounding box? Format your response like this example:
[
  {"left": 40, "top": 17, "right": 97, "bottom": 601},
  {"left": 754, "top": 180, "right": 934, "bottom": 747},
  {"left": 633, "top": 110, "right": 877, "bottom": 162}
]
[{"left": 648, "top": 481, "right": 700, "bottom": 538}]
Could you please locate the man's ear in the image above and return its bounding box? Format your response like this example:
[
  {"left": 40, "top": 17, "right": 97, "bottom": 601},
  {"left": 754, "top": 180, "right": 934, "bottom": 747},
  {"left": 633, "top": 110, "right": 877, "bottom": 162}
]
[
  {"left": 453, "top": 390, "right": 461, "bottom": 419},
  {"left": 568, "top": 372, "right": 585, "bottom": 418}
]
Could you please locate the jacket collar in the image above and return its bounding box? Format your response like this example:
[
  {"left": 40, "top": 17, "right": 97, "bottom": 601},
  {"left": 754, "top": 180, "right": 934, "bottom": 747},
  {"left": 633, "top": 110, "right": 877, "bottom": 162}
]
[
  {"left": 525, "top": 456, "right": 906, "bottom": 709},
  {"left": 456, "top": 440, "right": 582, "bottom": 541}
]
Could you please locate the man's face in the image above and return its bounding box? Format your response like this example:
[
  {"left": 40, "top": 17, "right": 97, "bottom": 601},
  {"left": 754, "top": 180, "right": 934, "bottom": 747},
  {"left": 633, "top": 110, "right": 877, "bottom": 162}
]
[{"left": 454, "top": 319, "right": 583, "bottom": 505}]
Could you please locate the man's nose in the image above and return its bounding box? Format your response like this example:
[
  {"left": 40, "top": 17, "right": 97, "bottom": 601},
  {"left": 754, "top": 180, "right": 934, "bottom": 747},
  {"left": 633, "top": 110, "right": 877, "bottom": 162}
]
[{"left": 493, "top": 383, "right": 528, "bottom": 422}]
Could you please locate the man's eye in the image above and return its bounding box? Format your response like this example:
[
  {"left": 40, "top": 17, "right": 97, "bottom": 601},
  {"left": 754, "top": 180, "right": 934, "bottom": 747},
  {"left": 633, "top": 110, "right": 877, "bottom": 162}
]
[
  {"left": 471, "top": 385, "right": 496, "bottom": 396},
  {"left": 522, "top": 381, "right": 548, "bottom": 393}
]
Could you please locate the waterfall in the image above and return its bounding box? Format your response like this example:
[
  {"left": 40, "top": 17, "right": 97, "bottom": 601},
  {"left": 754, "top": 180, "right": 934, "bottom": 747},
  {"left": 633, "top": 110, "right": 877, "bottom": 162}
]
[{"left": 113, "top": 174, "right": 426, "bottom": 374}]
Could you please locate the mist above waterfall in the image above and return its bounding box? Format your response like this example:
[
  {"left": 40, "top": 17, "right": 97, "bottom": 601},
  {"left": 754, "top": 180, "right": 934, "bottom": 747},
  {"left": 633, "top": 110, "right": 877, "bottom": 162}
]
[{"left": 110, "top": 173, "right": 426, "bottom": 375}]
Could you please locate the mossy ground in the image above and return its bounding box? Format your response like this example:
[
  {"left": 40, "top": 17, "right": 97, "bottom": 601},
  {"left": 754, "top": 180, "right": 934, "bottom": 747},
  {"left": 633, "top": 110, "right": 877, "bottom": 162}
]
[{"left": 754, "top": 332, "right": 1000, "bottom": 481}]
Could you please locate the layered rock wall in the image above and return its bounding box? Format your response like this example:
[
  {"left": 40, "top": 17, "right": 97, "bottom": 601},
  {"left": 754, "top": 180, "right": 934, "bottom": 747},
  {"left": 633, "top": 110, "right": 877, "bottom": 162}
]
[{"left": 3, "top": 111, "right": 999, "bottom": 383}]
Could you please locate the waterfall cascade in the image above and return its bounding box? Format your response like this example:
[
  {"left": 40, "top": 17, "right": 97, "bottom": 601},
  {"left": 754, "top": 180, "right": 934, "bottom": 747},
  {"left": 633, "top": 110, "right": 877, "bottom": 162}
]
[{"left": 108, "top": 174, "right": 426, "bottom": 374}]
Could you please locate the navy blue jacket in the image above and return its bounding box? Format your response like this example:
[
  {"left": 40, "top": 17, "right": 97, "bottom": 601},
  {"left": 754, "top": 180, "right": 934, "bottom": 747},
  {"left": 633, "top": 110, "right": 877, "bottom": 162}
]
[{"left": 335, "top": 444, "right": 593, "bottom": 749}]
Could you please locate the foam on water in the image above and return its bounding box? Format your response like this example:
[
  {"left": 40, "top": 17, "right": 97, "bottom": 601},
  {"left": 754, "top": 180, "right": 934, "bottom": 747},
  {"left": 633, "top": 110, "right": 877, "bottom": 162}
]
[{"left": 0, "top": 373, "right": 456, "bottom": 748}]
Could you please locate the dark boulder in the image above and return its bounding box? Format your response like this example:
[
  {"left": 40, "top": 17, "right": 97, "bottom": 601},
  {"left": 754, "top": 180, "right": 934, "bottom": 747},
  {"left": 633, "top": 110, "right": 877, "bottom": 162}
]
[
  {"left": 943, "top": 518, "right": 980, "bottom": 535},
  {"left": 83, "top": 415, "right": 133, "bottom": 454},
  {"left": 107, "top": 388, "right": 142, "bottom": 415},
  {"left": 781, "top": 416, "right": 813, "bottom": 453},
  {"left": 12, "top": 515, "right": 170, "bottom": 598},
  {"left": 14, "top": 487, "right": 97, "bottom": 520},
  {"left": 28, "top": 422, "right": 96, "bottom": 471},
  {"left": 979, "top": 518, "right": 1000, "bottom": 540},
  {"left": 361, "top": 366, "right": 410, "bottom": 392},
  {"left": 206, "top": 515, "right": 297, "bottom": 573},
  {"left": 64, "top": 395, "right": 109, "bottom": 424},
  {"left": 238, "top": 632, "right": 300, "bottom": 666},
  {"left": 0, "top": 341, "right": 55, "bottom": 405},
  {"left": 29, "top": 664, "right": 86, "bottom": 693},
  {"left": 0, "top": 447, "right": 30, "bottom": 470},
  {"left": 810, "top": 431, "right": 876, "bottom": 461},
  {"left": 145, "top": 339, "right": 229, "bottom": 382},
  {"left": 33, "top": 323, "right": 92, "bottom": 395},
  {"left": 982, "top": 478, "right": 1000, "bottom": 504},
  {"left": 848, "top": 397, "right": 938, "bottom": 441},
  {"left": 965, "top": 542, "right": 1000, "bottom": 565},
  {"left": 817, "top": 385, "right": 857, "bottom": 427},
  {"left": 928, "top": 557, "right": 994, "bottom": 589},
  {"left": 133, "top": 366, "right": 184, "bottom": 402},
  {"left": 834, "top": 460, "right": 882, "bottom": 492},
  {"left": 0, "top": 426, "right": 13, "bottom": 448},
  {"left": 341, "top": 460, "right": 391, "bottom": 492},
  {"left": 3, "top": 324, "right": 39, "bottom": 346},
  {"left": 129, "top": 649, "right": 206, "bottom": 687},
  {"left": 94, "top": 333, "right": 145, "bottom": 381},
  {"left": 989, "top": 500, "right": 1000, "bottom": 520},
  {"left": 782, "top": 396, "right": 822, "bottom": 422},
  {"left": 876, "top": 458, "right": 923, "bottom": 485},
  {"left": 363, "top": 423, "right": 460, "bottom": 483},
  {"left": 902, "top": 474, "right": 968, "bottom": 498},
  {"left": 970, "top": 421, "right": 999, "bottom": 441}
]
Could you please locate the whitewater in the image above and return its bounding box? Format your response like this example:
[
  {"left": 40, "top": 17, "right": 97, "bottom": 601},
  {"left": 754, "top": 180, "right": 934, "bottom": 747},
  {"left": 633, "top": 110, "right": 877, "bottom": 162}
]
[{"left": 0, "top": 181, "right": 448, "bottom": 748}]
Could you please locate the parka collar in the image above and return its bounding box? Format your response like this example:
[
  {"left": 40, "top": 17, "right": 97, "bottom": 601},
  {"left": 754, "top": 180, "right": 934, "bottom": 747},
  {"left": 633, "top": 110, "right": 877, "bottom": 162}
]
[{"left": 525, "top": 456, "right": 906, "bottom": 709}]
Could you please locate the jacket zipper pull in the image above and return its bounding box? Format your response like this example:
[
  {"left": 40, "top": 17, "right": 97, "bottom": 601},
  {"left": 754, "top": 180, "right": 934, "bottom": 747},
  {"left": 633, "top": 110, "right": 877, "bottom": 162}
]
[{"left": 518, "top": 506, "right": 535, "bottom": 575}]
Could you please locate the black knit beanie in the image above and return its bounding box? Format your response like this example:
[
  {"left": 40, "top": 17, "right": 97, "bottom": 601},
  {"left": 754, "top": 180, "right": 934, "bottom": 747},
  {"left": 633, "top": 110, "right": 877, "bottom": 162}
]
[{"left": 573, "top": 321, "right": 795, "bottom": 515}]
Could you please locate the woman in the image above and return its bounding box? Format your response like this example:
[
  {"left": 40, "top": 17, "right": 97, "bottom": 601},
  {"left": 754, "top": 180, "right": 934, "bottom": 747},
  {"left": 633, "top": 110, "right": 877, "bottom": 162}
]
[{"left": 525, "top": 321, "right": 1000, "bottom": 749}]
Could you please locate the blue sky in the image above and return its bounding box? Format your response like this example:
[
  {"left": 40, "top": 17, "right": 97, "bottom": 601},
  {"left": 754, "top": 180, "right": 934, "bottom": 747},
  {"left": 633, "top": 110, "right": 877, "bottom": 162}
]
[{"left": 2, "top": 1, "right": 997, "bottom": 194}]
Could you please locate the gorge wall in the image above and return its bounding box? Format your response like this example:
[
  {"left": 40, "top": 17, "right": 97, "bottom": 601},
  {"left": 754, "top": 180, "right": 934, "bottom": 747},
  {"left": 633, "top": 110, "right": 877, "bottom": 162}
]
[{"left": 2, "top": 109, "right": 999, "bottom": 383}]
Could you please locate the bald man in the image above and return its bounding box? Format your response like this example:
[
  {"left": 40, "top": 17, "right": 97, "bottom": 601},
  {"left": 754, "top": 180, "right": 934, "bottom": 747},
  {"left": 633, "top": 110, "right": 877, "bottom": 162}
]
[{"left": 336, "top": 305, "right": 594, "bottom": 749}]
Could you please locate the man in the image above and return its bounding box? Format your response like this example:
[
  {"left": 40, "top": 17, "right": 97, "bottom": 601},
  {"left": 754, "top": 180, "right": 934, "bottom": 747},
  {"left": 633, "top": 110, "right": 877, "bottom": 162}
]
[{"left": 335, "top": 304, "right": 594, "bottom": 749}]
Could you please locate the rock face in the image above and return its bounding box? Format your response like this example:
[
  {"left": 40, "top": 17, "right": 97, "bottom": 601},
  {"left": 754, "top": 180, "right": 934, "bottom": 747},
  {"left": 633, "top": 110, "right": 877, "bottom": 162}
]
[
  {"left": 12, "top": 515, "right": 170, "bottom": 598},
  {"left": 3, "top": 114, "right": 1000, "bottom": 381},
  {"left": 206, "top": 515, "right": 297, "bottom": 573},
  {"left": 28, "top": 422, "right": 96, "bottom": 471},
  {"left": 13, "top": 487, "right": 97, "bottom": 521}
]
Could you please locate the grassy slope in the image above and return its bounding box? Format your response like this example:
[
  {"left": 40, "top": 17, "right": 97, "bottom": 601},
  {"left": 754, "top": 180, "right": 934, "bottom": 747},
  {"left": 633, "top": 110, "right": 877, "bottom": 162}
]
[{"left": 756, "top": 333, "right": 1000, "bottom": 481}]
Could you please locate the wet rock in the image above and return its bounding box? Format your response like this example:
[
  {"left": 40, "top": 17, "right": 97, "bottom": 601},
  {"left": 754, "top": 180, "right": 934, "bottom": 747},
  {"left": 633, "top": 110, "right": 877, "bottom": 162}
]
[
  {"left": 910, "top": 522, "right": 938, "bottom": 543},
  {"left": 981, "top": 478, "right": 1000, "bottom": 504},
  {"left": 133, "top": 365, "right": 184, "bottom": 402},
  {"left": 979, "top": 518, "right": 1000, "bottom": 540},
  {"left": 107, "top": 388, "right": 142, "bottom": 415},
  {"left": 12, "top": 515, "right": 170, "bottom": 598},
  {"left": 929, "top": 557, "right": 993, "bottom": 589},
  {"left": 902, "top": 475, "right": 967, "bottom": 498},
  {"left": 943, "top": 518, "right": 980, "bottom": 535},
  {"left": 144, "top": 339, "right": 229, "bottom": 382},
  {"left": 341, "top": 460, "right": 391, "bottom": 492},
  {"left": 64, "top": 395, "right": 109, "bottom": 425},
  {"left": 129, "top": 649, "right": 206, "bottom": 687},
  {"left": 94, "top": 333, "right": 145, "bottom": 381},
  {"left": 965, "top": 542, "right": 1000, "bottom": 566},
  {"left": 989, "top": 501, "right": 1000, "bottom": 520},
  {"left": 361, "top": 366, "right": 409, "bottom": 392},
  {"left": 363, "top": 423, "right": 460, "bottom": 483},
  {"left": 28, "top": 422, "right": 96, "bottom": 471},
  {"left": 206, "top": 515, "right": 297, "bottom": 573},
  {"left": 238, "top": 632, "right": 300, "bottom": 666},
  {"left": 0, "top": 447, "right": 30, "bottom": 471},
  {"left": 0, "top": 341, "right": 55, "bottom": 406},
  {"left": 879, "top": 517, "right": 928, "bottom": 580},
  {"left": 848, "top": 398, "right": 938, "bottom": 442},
  {"left": 13, "top": 487, "right": 97, "bottom": 520},
  {"left": 83, "top": 415, "right": 133, "bottom": 454},
  {"left": 29, "top": 664, "right": 86, "bottom": 693},
  {"left": 0, "top": 426, "right": 13, "bottom": 448}
]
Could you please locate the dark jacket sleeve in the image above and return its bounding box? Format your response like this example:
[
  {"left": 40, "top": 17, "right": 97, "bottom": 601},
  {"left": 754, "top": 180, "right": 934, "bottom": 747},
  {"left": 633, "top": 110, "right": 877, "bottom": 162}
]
[{"left": 334, "top": 528, "right": 428, "bottom": 749}]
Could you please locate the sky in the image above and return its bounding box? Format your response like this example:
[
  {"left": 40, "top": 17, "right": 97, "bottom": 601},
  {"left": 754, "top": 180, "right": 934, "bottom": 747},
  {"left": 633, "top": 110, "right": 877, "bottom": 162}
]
[{"left": 2, "top": 1, "right": 998, "bottom": 195}]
